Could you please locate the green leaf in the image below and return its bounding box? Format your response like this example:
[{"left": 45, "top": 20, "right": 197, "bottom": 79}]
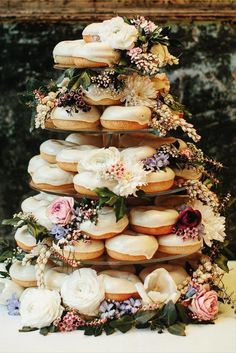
[
  {"left": 39, "top": 327, "right": 50, "bottom": 336},
  {"left": 94, "top": 325, "right": 103, "bottom": 336},
  {"left": 2, "top": 217, "right": 22, "bottom": 227},
  {"left": 175, "top": 303, "right": 191, "bottom": 324},
  {"left": 215, "top": 253, "right": 229, "bottom": 273},
  {"left": 19, "top": 326, "right": 38, "bottom": 333},
  {"left": 0, "top": 271, "right": 10, "bottom": 278},
  {"left": 79, "top": 71, "right": 91, "bottom": 90},
  {"left": 159, "top": 301, "right": 177, "bottom": 327},
  {"left": 84, "top": 326, "right": 96, "bottom": 336},
  {"left": 135, "top": 310, "right": 158, "bottom": 325},
  {"left": 114, "top": 197, "right": 127, "bottom": 221},
  {"left": 109, "top": 315, "right": 134, "bottom": 333},
  {"left": 0, "top": 249, "right": 14, "bottom": 262},
  {"left": 104, "top": 324, "right": 115, "bottom": 335},
  {"left": 167, "top": 322, "right": 186, "bottom": 336}
]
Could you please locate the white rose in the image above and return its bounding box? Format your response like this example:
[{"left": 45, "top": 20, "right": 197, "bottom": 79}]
[
  {"left": 80, "top": 147, "right": 120, "bottom": 173},
  {"left": 20, "top": 288, "right": 63, "bottom": 328},
  {"left": 136, "top": 268, "right": 180, "bottom": 305},
  {"left": 99, "top": 16, "right": 138, "bottom": 50},
  {"left": 0, "top": 278, "right": 24, "bottom": 305},
  {"left": 61, "top": 268, "right": 105, "bottom": 316}
]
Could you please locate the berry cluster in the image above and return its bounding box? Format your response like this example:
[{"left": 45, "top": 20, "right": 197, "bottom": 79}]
[{"left": 56, "top": 88, "right": 91, "bottom": 112}]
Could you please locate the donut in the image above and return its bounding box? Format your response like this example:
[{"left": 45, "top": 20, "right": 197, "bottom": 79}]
[
  {"left": 56, "top": 145, "right": 97, "bottom": 172},
  {"left": 139, "top": 264, "right": 188, "bottom": 285},
  {"left": 105, "top": 233, "right": 159, "bottom": 261},
  {"left": 44, "top": 266, "right": 74, "bottom": 291},
  {"left": 129, "top": 206, "right": 179, "bottom": 236},
  {"left": 9, "top": 261, "right": 37, "bottom": 288},
  {"left": 0, "top": 277, "right": 24, "bottom": 305},
  {"left": 21, "top": 193, "right": 51, "bottom": 213},
  {"left": 174, "top": 166, "right": 202, "bottom": 181},
  {"left": 65, "top": 133, "right": 103, "bottom": 147},
  {"left": 40, "top": 139, "right": 77, "bottom": 164},
  {"left": 53, "top": 39, "right": 84, "bottom": 66},
  {"left": 100, "top": 106, "right": 152, "bottom": 130},
  {"left": 14, "top": 225, "right": 37, "bottom": 252},
  {"left": 53, "top": 239, "right": 105, "bottom": 261},
  {"left": 120, "top": 134, "right": 177, "bottom": 148},
  {"left": 28, "top": 155, "right": 50, "bottom": 176},
  {"left": 140, "top": 167, "right": 175, "bottom": 193},
  {"left": 82, "top": 22, "right": 103, "bottom": 42},
  {"left": 80, "top": 207, "right": 129, "bottom": 239},
  {"left": 51, "top": 106, "right": 101, "bottom": 131},
  {"left": 83, "top": 85, "right": 122, "bottom": 106},
  {"left": 73, "top": 171, "right": 117, "bottom": 196},
  {"left": 72, "top": 42, "right": 120, "bottom": 68},
  {"left": 32, "top": 164, "right": 74, "bottom": 192},
  {"left": 121, "top": 146, "right": 156, "bottom": 162},
  {"left": 158, "top": 233, "right": 202, "bottom": 255},
  {"left": 100, "top": 270, "right": 141, "bottom": 300},
  {"left": 33, "top": 205, "right": 53, "bottom": 230}
]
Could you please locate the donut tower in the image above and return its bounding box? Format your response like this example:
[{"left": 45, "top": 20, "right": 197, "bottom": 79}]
[{"left": 2, "top": 16, "right": 230, "bottom": 336}]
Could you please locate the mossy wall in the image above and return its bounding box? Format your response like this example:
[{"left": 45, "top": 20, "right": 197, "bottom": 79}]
[{"left": 0, "top": 21, "right": 235, "bottom": 252}]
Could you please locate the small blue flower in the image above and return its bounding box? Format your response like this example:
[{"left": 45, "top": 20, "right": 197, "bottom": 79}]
[
  {"left": 50, "top": 225, "right": 68, "bottom": 240},
  {"left": 143, "top": 152, "right": 170, "bottom": 172},
  {"left": 185, "top": 286, "right": 197, "bottom": 298},
  {"left": 6, "top": 293, "right": 20, "bottom": 316}
]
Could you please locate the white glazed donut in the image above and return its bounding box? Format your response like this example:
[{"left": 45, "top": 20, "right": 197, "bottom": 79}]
[
  {"left": 105, "top": 233, "right": 159, "bottom": 261},
  {"left": 21, "top": 193, "right": 51, "bottom": 213},
  {"left": 80, "top": 207, "right": 129, "bottom": 239},
  {"left": 73, "top": 172, "right": 117, "bottom": 196},
  {"left": 99, "top": 270, "right": 141, "bottom": 300},
  {"left": 121, "top": 146, "right": 156, "bottom": 162},
  {"left": 130, "top": 206, "right": 179, "bottom": 236},
  {"left": 53, "top": 39, "right": 84, "bottom": 65},
  {"left": 32, "top": 164, "right": 74, "bottom": 191},
  {"left": 82, "top": 22, "right": 103, "bottom": 42},
  {"left": 72, "top": 41, "right": 120, "bottom": 68},
  {"left": 158, "top": 233, "right": 202, "bottom": 255},
  {"left": 139, "top": 264, "right": 188, "bottom": 285},
  {"left": 9, "top": 261, "right": 37, "bottom": 288},
  {"left": 40, "top": 139, "right": 77, "bottom": 163},
  {"left": 140, "top": 167, "right": 175, "bottom": 193},
  {"left": 100, "top": 106, "right": 152, "bottom": 130},
  {"left": 28, "top": 155, "right": 51, "bottom": 176},
  {"left": 32, "top": 205, "right": 53, "bottom": 230},
  {"left": 14, "top": 225, "right": 36, "bottom": 252},
  {"left": 82, "top": 85, "right": 122, "bottom": 106},
  {"left": 173, "top": 167, "right": 202, "bottom": 180},
  {"left": 0, "top": 277, "right": 24, "bottom": 305},
  {"left": 56, "top": 145, "right": 97, "bottom": 172},
  {"left": 65, "top": 133, "right": 103, "bottom": 147},
  {"left": 44, "top": 267, "right": 74, "bottom": 291},
  {"left": 53, "top": 239, "right": 105, "bottom": 261},
  {"left": 51, "top": 106, "right": 101, "bottom": 131}
]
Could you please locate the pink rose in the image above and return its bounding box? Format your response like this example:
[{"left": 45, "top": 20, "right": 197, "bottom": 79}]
[
  {"left": 188, "top": 290, "right": 218, "bottom": 321},
  {"left": 176, "top": 207, "right": 201, "bottom": 230},
  {"left": 48, "top": 197, "right": 74, "bottom": 226}
]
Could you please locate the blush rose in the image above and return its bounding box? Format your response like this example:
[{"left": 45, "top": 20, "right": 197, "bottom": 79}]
[
  {"left": 48, "top": 197, "right": 74, "bottom": 226},
  {"left": 188, "top": 290, "right": 218, "bottom": 321}
]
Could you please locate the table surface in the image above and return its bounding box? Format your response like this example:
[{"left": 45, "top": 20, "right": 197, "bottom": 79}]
[{"left": 0, "top": 262, "right": 236, "bottom": 353}]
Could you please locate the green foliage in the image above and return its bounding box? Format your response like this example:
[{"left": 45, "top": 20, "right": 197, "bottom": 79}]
[{"left": 94, "top": 187, "right": 127, "bottom": 221}]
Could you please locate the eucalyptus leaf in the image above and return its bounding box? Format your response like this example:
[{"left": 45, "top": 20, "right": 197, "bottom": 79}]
[
  {"left": 19, "top": 326, "right": 38, "bottom": 333},
  {"left": 110, "top": 315, "right": 134, "bottom": 333},
  {"left": 167, "top": 322, "right": 186, "bottom": 336},
  {"left": 0, "top": 249, "right": 14, "bottom": 262},
  {"left": 0, "top": 271, "right": 10, "bottom": 278},
  {"left": 159, "top": 301, "right": 177, "bottom": 326},
  {"left": 104, "top": 324, "right": 115, "bottom": 335},
  {"left": 175, "top": 303, "right": 191, "bottom": 324},
  {"left": 135, "top": 310, "right": 158, "bottom": 325}
]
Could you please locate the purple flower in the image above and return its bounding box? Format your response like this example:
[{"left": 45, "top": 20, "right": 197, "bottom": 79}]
[
  {"left": 119, "top": 298, "right": 142, "bottom": 315},
  {"left": 6, "top": 293, "right": 20, "bottom": 316},
  {"left": 50, "top": 224, "right": 68, "bottom": 240},
  {"left": 175, "top": 207, "right": 202, "bottom": 230},
  {"left": 143, "top": 152, "right": 170, "bottom": 172}
]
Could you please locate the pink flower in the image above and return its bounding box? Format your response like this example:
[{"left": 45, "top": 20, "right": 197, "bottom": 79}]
[
  {"left": 188, "top": 290, "right": 218, "bottom": 321},
  {"left": 48, "top": 197, "right": 74, "bottom": 226},
  {"left": 176, "top": 207, "right": 201, "bottom": 230},
  {"left": 181, "top": 148, "right": 193, "bottom": 159}
]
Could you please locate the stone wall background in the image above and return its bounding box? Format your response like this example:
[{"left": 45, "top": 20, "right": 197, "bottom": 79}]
[{"left": 0, "top": 20, "right": 235, "bottom": 255}]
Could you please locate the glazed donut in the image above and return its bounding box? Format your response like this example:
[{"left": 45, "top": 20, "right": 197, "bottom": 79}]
[
  {"left": 82, "top": 22, "right": 103, "bottom": 42},
  {"left": 40, "top": 139, "right": 77, "bottom": 164},
  {"left": 83, "top": 85, "right": 122, "bottom": 106},
  {"left": 53, "top": 239, "right": 105, "bottom": 260},
  {"left": 105, "top": 233, "right": 159, "bottom": 261},
  {"left": 80, "top": 207, "right": 129, "bottom": 239},
  {"left": 32, "top": 164, "right": 74, "bottom": 192},
  {"left": 28, "top": 155, "right": 50, "bottom": 176},
  {"left": 53, "top": 39, "right": 84, "bottom": 66},
  {"left": 158, "top": 233, "right": 202, "bottom": 255},
  {"left": 140, "top": 167, "right": 175, "bottom": 193},
  {"left": 72, "top": 42, "right": 120, "bottom": 68},
  {"left": 0, "top": 277, "right": 24, "bottom": 305},
  {"left": 65, "top": 133, "right": 103, "bottom": 147},
  {"left": 56, "top": 145, "right": 97, "bottom": 172},
  {"left": 51, "top": 106, "right": 101, "bottom": 131},
  {"left": 9, "top": 261, "right": 37, "bottom": 288},
  {"left": 44, "top": 266, "right": 74, "bottom": 291},
  {"left": 174, "top": 166, "right": 202, "bottom": 181},
  {"left": 121, "top": 146, "right": 156, "bottom": 162},
  {"left": 139, "top": 264, "right": 188, "bottom": 285},
  {"left": 21, "top": 193, "right": 51, "bottom": 213},
  {"left": 14, "top": 225, "right": 36, "bottom": 252},
  {"left": 120, "top": 134, "right": 177, "bottom": 148},
  {"left": 100, "top": 270, "right": 141, "bottom": 300},
  {"left": 130, "top": 206, "right": 179, "bottom": 236},
  {"left": 32, "top": 205, "right": 53, "bottom": 230},
  {"left": 100, "top": 106, "right": 152, "bottom": 130},
  {"left": 73, "top": 172, "right": 117, "bottom": 196}
]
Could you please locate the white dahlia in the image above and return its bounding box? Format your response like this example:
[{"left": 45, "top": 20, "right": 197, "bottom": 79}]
[
  {"left": 121, "top": 74, "right": 157, "bottom": 108},
  {"left": 192, "top": 200, "right": 226, "bottom": 247}
]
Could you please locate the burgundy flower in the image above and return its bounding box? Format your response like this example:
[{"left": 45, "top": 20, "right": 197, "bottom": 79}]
[{"left": 175, "top": 207, "right": 201, "bottom": 230}]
